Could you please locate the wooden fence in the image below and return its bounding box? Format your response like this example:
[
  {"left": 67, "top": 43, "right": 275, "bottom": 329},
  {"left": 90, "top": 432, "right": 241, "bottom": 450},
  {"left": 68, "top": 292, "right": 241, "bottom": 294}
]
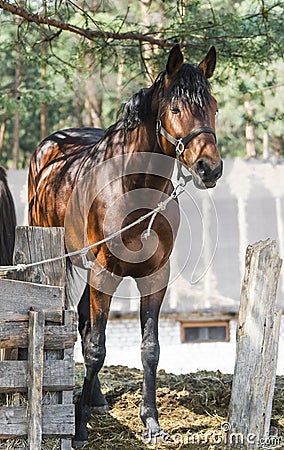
[{"left": 0, "top": 226, "right": 77, "bottom": 450}]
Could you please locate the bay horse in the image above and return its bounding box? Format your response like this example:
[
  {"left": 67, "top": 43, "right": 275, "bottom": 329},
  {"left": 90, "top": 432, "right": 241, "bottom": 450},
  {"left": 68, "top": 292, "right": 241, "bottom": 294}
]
[
  {"left": 0, "top": 166, "right": 16, "bottom": 266},
  {"left": 28, "top": 45, "right": 223, "bottom": 447}
]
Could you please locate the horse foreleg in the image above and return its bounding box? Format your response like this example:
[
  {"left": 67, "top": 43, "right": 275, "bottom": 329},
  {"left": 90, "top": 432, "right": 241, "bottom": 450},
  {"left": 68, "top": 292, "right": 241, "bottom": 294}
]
[
  {"left": 77, "top": 284, "right": 109, "bottom": 412},
  {"left": 73, "top": 282, "right": 116, "bottom": 448},
  {"left": 136, "top": 264, "right": 170, "bottom": 442}
]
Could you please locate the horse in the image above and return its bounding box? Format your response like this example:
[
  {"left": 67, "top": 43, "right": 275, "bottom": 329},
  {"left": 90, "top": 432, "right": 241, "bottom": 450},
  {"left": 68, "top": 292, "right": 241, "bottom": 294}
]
[
  {"left": 28, "top": 44, "right": 223, "bottom": 448},
  {"left": 0, "top": 166, "right": 16, "bottom": 266}
]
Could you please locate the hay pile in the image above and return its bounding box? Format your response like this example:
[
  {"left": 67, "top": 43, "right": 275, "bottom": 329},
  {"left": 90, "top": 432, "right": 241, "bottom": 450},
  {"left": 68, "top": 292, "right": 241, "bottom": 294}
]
[
  {"left": 79, "top": 365, "right": 284, "bottom": 450},
  {"left": 1, "top": 365, "right": 283, "bottom": 449}
]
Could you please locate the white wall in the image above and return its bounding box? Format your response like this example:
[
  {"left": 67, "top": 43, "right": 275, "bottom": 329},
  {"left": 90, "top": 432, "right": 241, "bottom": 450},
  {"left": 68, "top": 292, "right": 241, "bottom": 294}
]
[{"left": 74, "top": 315, "right": 284, "bottom": 375}]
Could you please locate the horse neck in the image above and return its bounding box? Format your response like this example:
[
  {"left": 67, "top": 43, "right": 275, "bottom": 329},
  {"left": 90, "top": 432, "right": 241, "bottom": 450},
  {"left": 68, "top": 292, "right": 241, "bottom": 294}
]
[{"left": 120, "top": 122, "right": 176, "bottom": 193}]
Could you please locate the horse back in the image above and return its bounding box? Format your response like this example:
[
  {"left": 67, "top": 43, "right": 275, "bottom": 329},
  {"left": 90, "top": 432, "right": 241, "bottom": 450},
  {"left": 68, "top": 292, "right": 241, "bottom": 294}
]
[{"left": 28, "top": 127, "right": 105, "bottom": 227}]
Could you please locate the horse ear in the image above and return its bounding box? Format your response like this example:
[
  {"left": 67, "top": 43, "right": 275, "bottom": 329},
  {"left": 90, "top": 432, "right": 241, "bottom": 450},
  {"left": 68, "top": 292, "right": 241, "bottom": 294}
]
[
  {"left": 166, "top": 44, "right": 184, "bottom": 77},
  {"left": 199, "top": 46, "right": 216, "bottom": 79}
]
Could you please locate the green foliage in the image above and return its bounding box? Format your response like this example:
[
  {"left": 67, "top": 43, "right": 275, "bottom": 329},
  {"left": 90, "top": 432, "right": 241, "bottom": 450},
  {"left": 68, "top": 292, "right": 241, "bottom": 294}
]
[{"left": 0, "top": 0, "right": 283, "bottom": 166}]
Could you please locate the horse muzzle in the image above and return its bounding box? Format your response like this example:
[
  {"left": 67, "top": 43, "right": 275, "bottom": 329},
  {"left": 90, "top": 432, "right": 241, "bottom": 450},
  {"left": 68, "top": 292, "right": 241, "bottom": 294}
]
[{"left": 192, "top": 159, "right": 223, "bottom": 189}]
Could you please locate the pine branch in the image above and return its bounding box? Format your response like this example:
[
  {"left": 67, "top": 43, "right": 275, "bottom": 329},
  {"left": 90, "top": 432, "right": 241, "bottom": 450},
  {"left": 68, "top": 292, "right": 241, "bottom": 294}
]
[{"left": 0, "top": 0, "right": 182, "bottom": 48}]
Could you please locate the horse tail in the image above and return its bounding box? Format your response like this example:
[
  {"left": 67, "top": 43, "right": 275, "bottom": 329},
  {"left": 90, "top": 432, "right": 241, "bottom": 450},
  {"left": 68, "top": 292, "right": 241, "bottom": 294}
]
[{"left": 0, "top": 167, "right": 16, "bottom": 265}]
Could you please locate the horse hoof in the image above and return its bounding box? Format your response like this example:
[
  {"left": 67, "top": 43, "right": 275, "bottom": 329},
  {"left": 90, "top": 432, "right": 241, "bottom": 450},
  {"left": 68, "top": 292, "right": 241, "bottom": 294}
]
[
  {"left": 91, "top": 404, "right": 109, "bottom": 415},
  {"left": 72, "top": 438, "right": 88, "bottom": 449}
]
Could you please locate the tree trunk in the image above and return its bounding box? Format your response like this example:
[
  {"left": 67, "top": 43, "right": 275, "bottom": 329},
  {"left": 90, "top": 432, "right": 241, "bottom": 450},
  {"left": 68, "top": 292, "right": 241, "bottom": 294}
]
[
  {"left": 139, "top": 0, "right": 164, "bottom": 83},
  {"left": 116, "top": 59, "right": 124, "bottom": 105},
  {"left": 74, "top": 78, "right": 84, "bottom": 128},
  {"left": 84, "top": 86, "right": 102, "bottom": 128},
  {"left": 0, "top": 116, "right": 7, "bottom": 157},
  {"left": 140, "top": 0, "right": 155, "bottom": 83},
  {"left": 244, "top": 101, "right": 256, "bottom": 158},
  {"left": 12, "top": 17, "right": 21, "bottom": 169},
  {"left": 40, "top": 39, "right": 48, "bottom": 141},
  {"left": 262, "top": 131, "right": 270, "bottom": 159}
]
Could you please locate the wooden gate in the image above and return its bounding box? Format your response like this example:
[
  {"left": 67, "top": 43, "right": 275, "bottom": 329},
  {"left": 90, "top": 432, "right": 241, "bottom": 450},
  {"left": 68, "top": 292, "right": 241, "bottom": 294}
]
[{"left": 0, "top": 227, "right": 77, "bottom": 450}]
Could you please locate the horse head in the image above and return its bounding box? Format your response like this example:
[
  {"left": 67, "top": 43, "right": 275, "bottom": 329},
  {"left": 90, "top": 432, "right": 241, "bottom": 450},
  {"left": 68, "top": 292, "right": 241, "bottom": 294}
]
[{"left": 156, "top": 44, "right": 223, "bottom": 189}]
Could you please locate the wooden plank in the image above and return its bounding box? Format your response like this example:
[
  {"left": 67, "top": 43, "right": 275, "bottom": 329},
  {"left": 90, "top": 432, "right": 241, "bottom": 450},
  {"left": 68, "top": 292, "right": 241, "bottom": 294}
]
[
  {"left": 1, "top": 226, "right": 66, "bottom": 362},
  {"left": 228, "top": 239, "right": 282, "bottom": 448},
  {"left": 0, "top": 360, "right": 75, "bottom": 392},
  {"left": 28, "top": 310, "right": 45, "bottom": 450},
  {"left": 0, "top": 310, "right": 63, "bottom": 324},
  {"left": 0, "top": 405, "right": 75, "bottom": 438},
  {"left": 11, "top": 226, "right": 66, "bottom": 287},
  {"left": 44, "top": 323, "right": 77, "bottom": 350},
  {"left": 0, "top": 278, "right": 64, "bottom": 314},
  {"left": 61, "top": 437, "right": 72, "bottom": 450},
  {"left": 0, "top": 322, "right": 77, "bottom": 349},
  {"left": 43, "top": 359, "right": 75, "bottom": 391}
]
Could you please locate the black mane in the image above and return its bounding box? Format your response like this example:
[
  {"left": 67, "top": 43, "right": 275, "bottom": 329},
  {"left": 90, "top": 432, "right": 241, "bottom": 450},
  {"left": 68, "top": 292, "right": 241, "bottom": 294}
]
[{"left": 121, "top": 80, "right": 160, "bottom": 130}]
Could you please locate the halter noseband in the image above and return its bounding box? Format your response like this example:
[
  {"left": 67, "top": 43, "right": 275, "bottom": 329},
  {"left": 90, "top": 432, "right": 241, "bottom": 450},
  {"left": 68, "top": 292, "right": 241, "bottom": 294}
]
[{"left": 156, "top": 119, "right": 217, "bottom": 159}]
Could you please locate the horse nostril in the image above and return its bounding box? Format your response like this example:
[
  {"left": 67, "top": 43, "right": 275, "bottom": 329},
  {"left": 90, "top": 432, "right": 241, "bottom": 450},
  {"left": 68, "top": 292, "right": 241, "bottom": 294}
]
[
  {"left": 196, "top": 159, "right": 223, "bottom": 182},
  {"left": 196, "top": 160, "right": 206, "bottom": 178},
  {"left": 214, "top": 161, "right": 223, "bottom": 180}
]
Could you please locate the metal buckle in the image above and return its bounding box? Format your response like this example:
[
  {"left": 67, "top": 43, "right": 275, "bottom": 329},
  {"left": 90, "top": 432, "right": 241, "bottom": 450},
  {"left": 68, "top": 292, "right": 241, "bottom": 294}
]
[
  {"left": 176, "top": 139, "right": 184, "bottom": 158},
  {"left": 156, "top": 119, "right": 162, "bottom": 134},
  {"left": 80, "top": 249, "right": 94, "bottom": 270}
]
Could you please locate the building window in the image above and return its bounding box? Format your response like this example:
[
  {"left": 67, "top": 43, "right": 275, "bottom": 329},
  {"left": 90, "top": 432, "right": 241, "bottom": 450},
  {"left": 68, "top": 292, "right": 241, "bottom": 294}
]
[{"left": 181, "top": 321, "right": 230, "bottom": 343}]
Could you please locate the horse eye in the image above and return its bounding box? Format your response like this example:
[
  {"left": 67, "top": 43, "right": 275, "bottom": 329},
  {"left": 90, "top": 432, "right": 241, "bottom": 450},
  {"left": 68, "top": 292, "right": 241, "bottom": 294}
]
[{"left": 171, "top": 107, "right": 180, "bottom": 114}]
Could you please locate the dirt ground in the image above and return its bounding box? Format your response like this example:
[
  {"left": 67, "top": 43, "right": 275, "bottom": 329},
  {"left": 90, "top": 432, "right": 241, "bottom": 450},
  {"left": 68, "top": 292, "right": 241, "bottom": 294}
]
[
  {"left": 1, "top": 365, "right": 283, "bottom": 449},
  {"left": 75, "top": 365, "right": 284, "bottom": 450}
]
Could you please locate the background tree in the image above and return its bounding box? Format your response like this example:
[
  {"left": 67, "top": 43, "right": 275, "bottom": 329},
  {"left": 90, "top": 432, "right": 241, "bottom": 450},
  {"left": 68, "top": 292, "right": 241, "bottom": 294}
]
[{"left": 0, "top": 0, "right": 283, "bottom": 167}]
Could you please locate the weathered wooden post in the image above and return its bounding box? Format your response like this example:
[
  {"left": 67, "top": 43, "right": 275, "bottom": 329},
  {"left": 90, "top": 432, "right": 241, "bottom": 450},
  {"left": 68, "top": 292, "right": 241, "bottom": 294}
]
[
  {"left": 12, "top": 225, "right": 66, "bottom": 286},
  {"left": 228, "top": 239, "right": 282, "bottom": 448},
  {"left": 28, "top": 309, "right": 45, "bottom": 450}
]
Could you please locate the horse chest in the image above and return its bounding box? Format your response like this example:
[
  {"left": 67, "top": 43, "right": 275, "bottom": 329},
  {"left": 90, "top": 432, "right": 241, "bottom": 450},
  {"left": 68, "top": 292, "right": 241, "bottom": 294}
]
[{"left": 103, "top": 216, "right": 175, "bottom": 278}]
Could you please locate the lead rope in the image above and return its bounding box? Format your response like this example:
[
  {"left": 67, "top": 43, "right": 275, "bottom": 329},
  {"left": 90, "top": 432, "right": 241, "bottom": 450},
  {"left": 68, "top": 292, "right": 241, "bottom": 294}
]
[{"left": 142, "top": 175, "right": 187, "bottom": 240}]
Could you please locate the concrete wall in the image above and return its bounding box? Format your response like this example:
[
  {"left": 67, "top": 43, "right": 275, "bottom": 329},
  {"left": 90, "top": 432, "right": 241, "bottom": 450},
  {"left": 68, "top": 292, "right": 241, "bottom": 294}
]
[{"left": 74, "top": 315, "right": 284, "bottom": 375}]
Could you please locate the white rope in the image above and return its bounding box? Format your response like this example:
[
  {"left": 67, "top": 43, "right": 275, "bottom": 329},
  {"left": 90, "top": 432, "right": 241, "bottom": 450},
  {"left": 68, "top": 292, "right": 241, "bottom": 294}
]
[{"left": 0, "top": 179, "right": 186, "bottom": 276}]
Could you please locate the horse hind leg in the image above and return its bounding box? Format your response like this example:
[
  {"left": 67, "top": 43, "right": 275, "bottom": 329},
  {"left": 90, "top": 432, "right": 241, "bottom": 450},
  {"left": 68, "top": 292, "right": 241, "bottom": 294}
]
[{"left": 73, "top": 278, "right": 119, "bottom": 448}]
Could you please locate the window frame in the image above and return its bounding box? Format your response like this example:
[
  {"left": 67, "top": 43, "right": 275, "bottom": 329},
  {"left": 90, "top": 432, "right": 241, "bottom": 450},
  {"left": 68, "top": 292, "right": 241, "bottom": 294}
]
[{"left": 181, "top": 320, "right": 230, "bottom": 343}]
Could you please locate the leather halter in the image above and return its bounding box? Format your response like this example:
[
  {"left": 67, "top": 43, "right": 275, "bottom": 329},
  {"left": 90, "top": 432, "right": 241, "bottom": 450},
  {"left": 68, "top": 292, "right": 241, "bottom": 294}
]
[
  {"left": 156, "top": 119, "right": 217, "bottom": 159},
  {"left": 156, "top": 113, "right": 217, "bottom": 185}
]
